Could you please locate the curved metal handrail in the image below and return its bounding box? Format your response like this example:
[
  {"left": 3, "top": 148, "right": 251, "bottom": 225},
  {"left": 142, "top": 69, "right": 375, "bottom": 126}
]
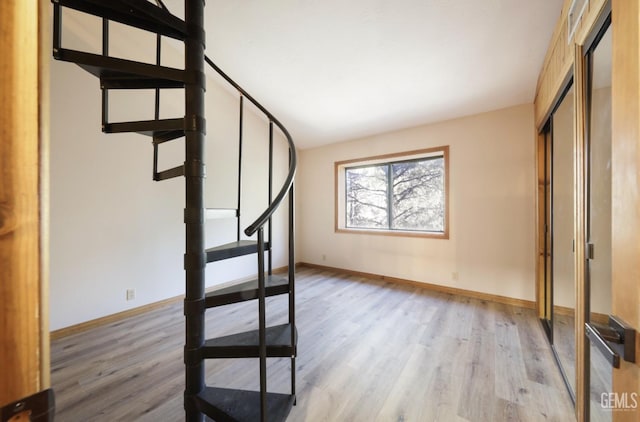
[
  {"left": 204, "top": 55, "right": 297, "bottom": 237},
  {"left": 153, "top": 0, "right": 296, "bottom": 237}
]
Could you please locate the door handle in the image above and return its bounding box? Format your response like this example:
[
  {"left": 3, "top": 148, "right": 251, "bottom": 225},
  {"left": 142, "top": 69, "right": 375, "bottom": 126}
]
[
  {"left": 586, "top": 323, "right": 620, "bottom": 367},
  {"left": 586, "top": 242, "right": 595, "bottom": 259},
  {"left": 585, "top": 315, "right": 636, "bottom": 368},
  {"left": 591, "top": 323, "right": 622, "bottom": 343},
  {"left": 0, "top": 388, "right": 54, "bottom": 422}
]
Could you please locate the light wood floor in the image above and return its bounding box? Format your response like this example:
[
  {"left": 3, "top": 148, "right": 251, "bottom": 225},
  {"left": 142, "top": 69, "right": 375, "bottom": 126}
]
[
  {"left": 51, "top": 267, "right": 575, "bottom": 421},
  {"left": 553, "top": 313, "right": 613, "bottom": 421}
]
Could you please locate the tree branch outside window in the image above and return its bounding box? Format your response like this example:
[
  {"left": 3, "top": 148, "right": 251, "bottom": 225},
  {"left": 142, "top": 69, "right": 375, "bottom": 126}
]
[{"left": 345, "top": 153, "right": 446, "bottom": 233}]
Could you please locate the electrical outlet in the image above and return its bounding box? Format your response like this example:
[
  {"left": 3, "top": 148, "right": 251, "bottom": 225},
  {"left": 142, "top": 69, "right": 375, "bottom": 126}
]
[
  {"left": 452, "top": 272, "right": 459, "bottom": 281},
  {"left": 126, "top": 288, "right": 135, "bottom": 301},
  {"left": 322, "top": 254, "right": 326, "bottom": 261}
]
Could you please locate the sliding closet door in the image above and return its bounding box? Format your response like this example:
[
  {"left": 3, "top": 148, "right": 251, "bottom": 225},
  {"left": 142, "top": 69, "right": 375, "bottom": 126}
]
[
  {"left": 585, "top": 20, "right": 613, "bottom": 422},
  {"left": 540, "top": 129, "right": 552, "bottom": 336},
  {"left": 552, "top": 85, "right": 576, "bottom": 398},
  {"left": 538, "top": 81, "right": 576, "bottom": 400}
]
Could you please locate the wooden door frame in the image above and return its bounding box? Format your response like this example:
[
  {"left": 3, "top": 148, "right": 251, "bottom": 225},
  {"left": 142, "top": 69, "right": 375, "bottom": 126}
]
[
  {"left": 0, "top": 0, "right": 50, "bottom": 406},
  {"left": 610, "top": 1, "right": 640, "bottom": 420},
  {"left": 575, "top": 1, "right": 639, "bottom": 420},
  {"left": 535, "top": 0, "right": 639, "bottom": 420}
]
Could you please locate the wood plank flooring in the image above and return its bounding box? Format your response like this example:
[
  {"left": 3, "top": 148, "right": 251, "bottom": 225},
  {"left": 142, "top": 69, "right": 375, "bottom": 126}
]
[
  {"left": 553, "top": 313, "right": 613, "bottom": 421},
  {"left": 51, "top": 267, "right": 575, "bottom": 421}
]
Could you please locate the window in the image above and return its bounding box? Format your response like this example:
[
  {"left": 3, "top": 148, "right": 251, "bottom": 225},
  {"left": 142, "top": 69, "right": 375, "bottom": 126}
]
[{"left": 335, "top": 146, "right": 449, "bottom": 238}]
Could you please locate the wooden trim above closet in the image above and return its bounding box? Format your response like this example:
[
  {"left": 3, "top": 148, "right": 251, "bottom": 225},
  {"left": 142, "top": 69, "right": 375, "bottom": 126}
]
[{"left": 534, "top": 0, "right": 609, "bottom": 129}]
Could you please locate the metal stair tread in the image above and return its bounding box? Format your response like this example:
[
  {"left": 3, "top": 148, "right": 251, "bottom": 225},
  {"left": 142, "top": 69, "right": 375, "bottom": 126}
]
[
  {"left": 54, "top": 48, "right": 184, "bottom": 89},
  {"left": 196, "top": 387, "right": 295, "bottom": 422},
  {"left": 104, "top": 118, "right": 184, "bottom": 137},
  {"left": 202, "top": 323, "right": 296, "bottom": 359},
  {"left": 205, "top": 240, "right": 270, "bottom": 263},
  {"left": 54, "top": 0, "right": 186, "bottom": 40},
  {"left": 154, "top": 165, "right": 184, "bottom": 181},
  {"left": 205, "top": 275, "right": 289, "bottom": 308},
  {"left": 153, "top": 130, "right": 185, "bottom": 144}
]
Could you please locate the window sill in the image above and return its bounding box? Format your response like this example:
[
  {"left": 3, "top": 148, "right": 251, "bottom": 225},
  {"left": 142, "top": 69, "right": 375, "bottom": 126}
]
[{"left": 335, "top": 227, "right": 449, "bottom": 240}]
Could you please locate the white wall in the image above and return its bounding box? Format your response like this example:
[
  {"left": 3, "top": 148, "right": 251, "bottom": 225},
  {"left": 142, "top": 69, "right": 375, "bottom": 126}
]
[
  {"left": 297, "top": 104, "right": 537, "bottom": 301},
  {"left": 50, "top": 15, "right": 290, "bottom": 330}
]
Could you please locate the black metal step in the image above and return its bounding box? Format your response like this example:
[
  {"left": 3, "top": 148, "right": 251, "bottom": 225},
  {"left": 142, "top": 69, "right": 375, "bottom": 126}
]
[
  {"left": 202, "top": 323, "right": 296, "bottom": 359},
  {"left": 53, "top": 48, "right": 184, "bottom": 89},
  {"left": 206, "top": 240, "right": 270, "bottom": 263},
  {"left": 55, "top": 0, "right": 187, "bottom": 40},
  {"left": 196, "top": 387, "right": 295, "bottom": 422},
  {"left": 104, "top": 118, "right": 184, "bottom": 138},
  {"left": 153, "top": 130, "right": 184, "bottom": 144},
  {"left": 205, "top": 275, "right": 289, "bottom": 308},
  {"left": 154, "top": 165, "right": 184, "bottom": 181}
]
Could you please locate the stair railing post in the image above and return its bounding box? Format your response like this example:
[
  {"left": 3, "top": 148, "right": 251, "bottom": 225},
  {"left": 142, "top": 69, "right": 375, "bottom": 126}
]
[
  {"left": 237, "top": 95, "right": 244, "bottom": 242},
  {"left": 101, "top": 18, "right": 109, "bottom": 130},
  {"left": 268, "top": 121, "right": 274, "bottom": 275},
  {"left": 257, "top": 228, "right": 268, "bottom": 421},
  {"left": 183, "top": 0, "right": 206, "bottom": 420},
  {"left": 52, "top": 3, "right": 61, "bottom": 54},
  {"left": 154, "top": 32, "right": 161, "bottom": 121},
  {"left": 152, "top": 30, "right": 161, "bottom": 181},
  {"left": 288, "top": 160, "right": 296, "bottom": 398}
]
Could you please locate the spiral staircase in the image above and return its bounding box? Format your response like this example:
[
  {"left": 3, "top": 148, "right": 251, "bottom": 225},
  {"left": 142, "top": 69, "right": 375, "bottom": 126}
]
[{"left": 52, "top": 1, "right": 297, "bottom": 420}]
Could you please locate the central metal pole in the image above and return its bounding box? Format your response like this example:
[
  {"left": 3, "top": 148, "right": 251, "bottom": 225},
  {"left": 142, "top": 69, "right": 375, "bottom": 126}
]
[{"left": 184, "top": 0, "right": 206, "bottom": 420}]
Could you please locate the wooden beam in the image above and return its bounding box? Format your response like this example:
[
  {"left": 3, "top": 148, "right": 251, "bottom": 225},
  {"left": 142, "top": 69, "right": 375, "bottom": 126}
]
[{"left": 0, "top": 0, "right": 48, "bottom": 406}]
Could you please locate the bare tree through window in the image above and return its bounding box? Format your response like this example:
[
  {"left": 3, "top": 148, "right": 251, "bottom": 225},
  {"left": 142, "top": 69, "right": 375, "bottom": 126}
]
[
  {"left": 345, "top": 156, "right": 445, "bottom": 232},
  {"left": 346, "top": 165, "right": 388, "bottom": 228}
]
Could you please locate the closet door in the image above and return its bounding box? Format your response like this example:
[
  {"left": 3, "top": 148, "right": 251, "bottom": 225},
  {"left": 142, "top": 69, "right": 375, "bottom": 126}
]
[
  {"left": 540, "top": 128, "right": 552, "bottom": 337},
  {"left": 584, "top": 19, "right": 613, "bottom": 422},
  {"left": 552, "top": 85, "right": 577, "bottom": 399},
  {"left": 538, "top": 80, "right": 576, "bottom": 400}
]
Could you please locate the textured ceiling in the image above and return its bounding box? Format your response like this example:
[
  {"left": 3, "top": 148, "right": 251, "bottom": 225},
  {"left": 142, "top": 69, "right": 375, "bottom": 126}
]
[{"left": 166, "top": 0, "right": 563, "bottom": 149}]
